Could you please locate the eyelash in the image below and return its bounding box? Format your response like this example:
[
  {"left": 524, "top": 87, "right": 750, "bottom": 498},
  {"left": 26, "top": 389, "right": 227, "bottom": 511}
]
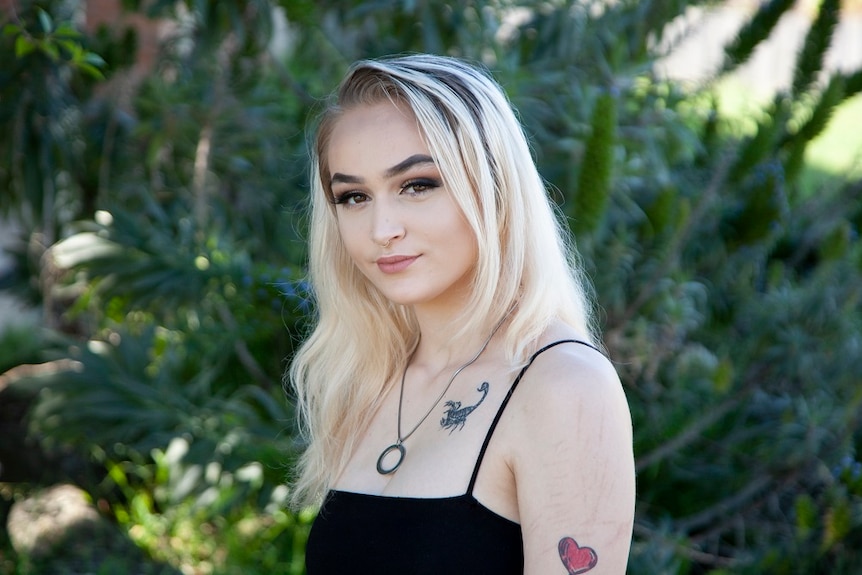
[
  {"left": 332, "top": 191, "right": 367, "bottom": 206},
  {"left": 332, "top": 178, "right": 441, "bottom": 206},
  {"left": 401, "top": 178, "right": 440, "bottom": 195}
]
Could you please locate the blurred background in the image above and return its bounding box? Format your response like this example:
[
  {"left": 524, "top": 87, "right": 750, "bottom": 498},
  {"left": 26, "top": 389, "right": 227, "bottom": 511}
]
[{"left": 1, "top": 0, "right": 861, "bottom": 573}]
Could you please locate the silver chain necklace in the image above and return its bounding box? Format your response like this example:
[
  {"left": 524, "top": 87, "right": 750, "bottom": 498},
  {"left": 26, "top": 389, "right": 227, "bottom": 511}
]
[{"left": 376, "top": 316, "right": 507, "bottom": 475}]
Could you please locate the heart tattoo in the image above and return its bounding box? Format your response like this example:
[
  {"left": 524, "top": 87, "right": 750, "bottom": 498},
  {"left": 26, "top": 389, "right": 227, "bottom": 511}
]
[{"left": 558, "top": 536, "right": 598, "bottom": 574}]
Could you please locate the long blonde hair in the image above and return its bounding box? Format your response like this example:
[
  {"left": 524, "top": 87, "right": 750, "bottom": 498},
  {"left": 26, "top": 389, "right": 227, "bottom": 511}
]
[{"left": 288, "top": 54, "right": 596, "bottom": 508}]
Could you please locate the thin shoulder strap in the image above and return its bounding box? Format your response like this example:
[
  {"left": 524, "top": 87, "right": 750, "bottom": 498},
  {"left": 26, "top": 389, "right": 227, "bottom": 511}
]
[{"left": 466, "top": 339, "right": 604, "bottom": 496}]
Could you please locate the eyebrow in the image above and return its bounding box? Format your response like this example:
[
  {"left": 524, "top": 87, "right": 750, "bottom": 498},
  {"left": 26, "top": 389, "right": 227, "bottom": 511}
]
[{"left": 329, "top": 154, "right": 435, "bottom": 186}]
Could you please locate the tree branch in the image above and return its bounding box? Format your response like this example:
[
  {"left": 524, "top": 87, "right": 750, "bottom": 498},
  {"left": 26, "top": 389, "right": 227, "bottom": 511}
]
[
  {"left": 216, "top": 301, "right": 276, "bottom": 390},
  {"left": 676, "top": 474, "right": 774, "bottom": 534},
  {"left": 632, "top": 521, "right": 739, "bottom": 568},
  {"left": 636, "top": 390, "right": 747, "bottom": 472}
]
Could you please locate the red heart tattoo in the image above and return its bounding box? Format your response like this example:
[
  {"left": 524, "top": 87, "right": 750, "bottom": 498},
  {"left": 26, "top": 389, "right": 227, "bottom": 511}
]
[{"left": 558, "top": 536, "right": 598, "bottom": 574}]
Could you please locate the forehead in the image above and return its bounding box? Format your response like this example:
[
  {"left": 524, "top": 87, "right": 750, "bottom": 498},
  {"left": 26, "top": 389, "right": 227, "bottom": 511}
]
[{"left": 326, "top": 101, "right": 431, "bottom": 176}]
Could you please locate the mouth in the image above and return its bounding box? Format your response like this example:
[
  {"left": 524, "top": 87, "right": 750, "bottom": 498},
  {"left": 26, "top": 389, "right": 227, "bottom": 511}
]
[{"left": 376, "top": 255, "right": 419, "bottom": 274}]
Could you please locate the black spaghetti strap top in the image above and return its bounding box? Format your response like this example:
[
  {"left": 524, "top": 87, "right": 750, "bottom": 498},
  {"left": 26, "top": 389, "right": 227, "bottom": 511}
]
[{"left": 304, "top": 340, "right": 598, "bottom": 574}]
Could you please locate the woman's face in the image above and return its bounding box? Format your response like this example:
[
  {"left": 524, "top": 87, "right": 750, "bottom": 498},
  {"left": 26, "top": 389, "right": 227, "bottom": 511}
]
[{"left": 326, "top": 100, "right": 478, "bottom": 313}]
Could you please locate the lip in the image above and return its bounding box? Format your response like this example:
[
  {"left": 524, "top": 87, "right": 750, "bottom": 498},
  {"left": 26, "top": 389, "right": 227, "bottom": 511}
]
[{"left": 376, "top": 254, "right": 419, "bottom": 274}]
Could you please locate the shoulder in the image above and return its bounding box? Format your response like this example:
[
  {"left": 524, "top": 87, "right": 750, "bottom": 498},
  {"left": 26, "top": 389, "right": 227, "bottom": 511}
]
[
  {"left": 512, "top": 337, "right": 629, "bottom": 434},
  {"left": 504, "top": 329, "right": 633, "bottom": 483}
]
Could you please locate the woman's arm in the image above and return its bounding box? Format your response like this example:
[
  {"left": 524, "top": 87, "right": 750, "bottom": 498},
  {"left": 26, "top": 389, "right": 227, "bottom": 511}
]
[{"left": 511, "top": 344, "right": 635, "bottom": 574}]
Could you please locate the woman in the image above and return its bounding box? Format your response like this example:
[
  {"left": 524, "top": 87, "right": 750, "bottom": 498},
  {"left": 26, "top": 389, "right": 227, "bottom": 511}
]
[{"left": 289, "top": 54, "right": 635, "bottom": 574}]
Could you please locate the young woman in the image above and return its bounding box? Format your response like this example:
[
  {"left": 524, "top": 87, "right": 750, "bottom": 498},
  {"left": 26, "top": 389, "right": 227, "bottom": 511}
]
[{"left": 289, "top": 54, "right": 635, "bottom": 574}]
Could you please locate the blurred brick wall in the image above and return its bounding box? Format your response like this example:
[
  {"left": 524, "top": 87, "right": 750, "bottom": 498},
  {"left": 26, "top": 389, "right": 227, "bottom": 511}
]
[
  {"left": 85, "top": 0, "right": 162, "bottom": 89},
  {"left": 85, "top": 0, "right": 161, "bottom": 73},
  {"left": 1, "top": 0, "right": 18, "bottom": 18}
]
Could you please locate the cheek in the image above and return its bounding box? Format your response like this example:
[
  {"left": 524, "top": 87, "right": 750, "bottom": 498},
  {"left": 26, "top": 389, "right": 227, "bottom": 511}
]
[
  {"left": 335, "top": 216, "right": 369, "bottom": 265},
  {"left": 438, "top": 215, "right": 478, "bottom": 266}
]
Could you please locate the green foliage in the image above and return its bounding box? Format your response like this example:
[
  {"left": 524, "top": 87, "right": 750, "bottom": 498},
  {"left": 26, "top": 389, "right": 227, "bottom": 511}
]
[
  {"left": 571, "top": 89, "right": 617, "bottom": 235},
  {"left": 0, "top": 1, "right": 107, "bottom": 238},
  {"left": 791, "top": 0, "right": 841, "bottom": 97},
  {"left": 0, "top": 325, "right": 57, "bottom": 375},
  {"left": 722, "top": 0, "right": 795, "bottom": 72},
  {"left": 9, "top": 320, "right": 304, "bottom": 573},
  {"left": 730, "top": 97, "right": 789, "bottom": 184},
  {"left": 721, "top": 159, "right": 788, "bottom": 249},
  {"left": 2, "top": 0, "right": 862, "bottom": 573},
  {"left": 847, "top": 68, "right": 862, "bottom": 97},
  {"left": 2, "top": 8, "right": 105, "bottom": 78},
  {"left": 99, "top": 438, "right": 312, "bottom": 574},
  {"left": 783, "top": 73, "right": 846, "bottom": 182}
]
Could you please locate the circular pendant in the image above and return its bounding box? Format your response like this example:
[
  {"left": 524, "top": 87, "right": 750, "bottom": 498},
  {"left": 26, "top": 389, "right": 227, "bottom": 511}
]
[{"left": 376, "top": 443, "right": 406, "bottom": 475}]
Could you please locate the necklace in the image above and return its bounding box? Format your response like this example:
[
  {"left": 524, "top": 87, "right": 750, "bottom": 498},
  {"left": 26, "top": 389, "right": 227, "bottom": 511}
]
[{"left": 376, "top": 316, "right": 507, "bottom": 475}]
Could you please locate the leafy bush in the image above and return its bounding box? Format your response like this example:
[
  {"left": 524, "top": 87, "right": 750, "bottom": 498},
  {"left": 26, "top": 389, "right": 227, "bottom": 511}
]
[{"left": 2, "top": 0, "right": 861, "bottom": 573}]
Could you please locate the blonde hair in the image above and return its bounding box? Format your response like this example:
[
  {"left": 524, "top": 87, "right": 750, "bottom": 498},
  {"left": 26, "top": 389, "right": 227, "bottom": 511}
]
[{"left": 288, "top": 54, "right": 596, "bottom": 508}]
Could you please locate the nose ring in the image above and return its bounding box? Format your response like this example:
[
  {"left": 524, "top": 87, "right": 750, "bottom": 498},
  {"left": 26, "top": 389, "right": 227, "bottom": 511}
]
[{"left": 383, "top": 238, "right": 391, "bottom": 248}]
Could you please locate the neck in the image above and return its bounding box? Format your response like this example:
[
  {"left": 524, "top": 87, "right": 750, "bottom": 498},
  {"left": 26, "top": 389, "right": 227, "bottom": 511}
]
[{"left": 409, "top": 304, "right": 508, "bottom": 374}]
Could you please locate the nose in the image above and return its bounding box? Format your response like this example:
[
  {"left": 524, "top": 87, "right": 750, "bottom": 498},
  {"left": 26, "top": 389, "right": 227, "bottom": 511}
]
[{"left": 371, "top": 198, "right": 405, "bottom": 248}]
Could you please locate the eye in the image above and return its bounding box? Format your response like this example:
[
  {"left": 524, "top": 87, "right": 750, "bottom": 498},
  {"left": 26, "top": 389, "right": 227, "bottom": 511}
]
[
  {"left": 401, "top": 178, "right": 441, "bottom": 196},
  {"left": 332, "top": 191, "right": 369, "bottom": 207}
]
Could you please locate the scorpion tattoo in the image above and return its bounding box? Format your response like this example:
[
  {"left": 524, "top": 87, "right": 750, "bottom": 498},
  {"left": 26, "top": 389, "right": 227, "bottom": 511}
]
[{"left": 440, "top": 381, "right": 490, "bottom": 433}]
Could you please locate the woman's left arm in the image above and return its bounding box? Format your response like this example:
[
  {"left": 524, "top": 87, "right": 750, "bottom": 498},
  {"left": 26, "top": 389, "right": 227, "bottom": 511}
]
[{"left": 512, "top": 347, "right": 635, "bottom": 575}]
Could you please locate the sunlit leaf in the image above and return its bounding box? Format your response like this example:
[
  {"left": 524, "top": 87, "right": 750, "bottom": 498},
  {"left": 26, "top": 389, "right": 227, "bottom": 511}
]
[
  {"left": 54, "top": 23, "right": 82, "bottom": 39},
  {"left": 14, "top": 35, "right": 36, "bottom": 57},
  {"left": 2, "top": 23, "right": 22, "bottom": 36}
]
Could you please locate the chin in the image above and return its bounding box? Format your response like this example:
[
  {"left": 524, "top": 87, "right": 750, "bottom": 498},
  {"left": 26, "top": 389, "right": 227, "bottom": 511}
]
[
  {"left": 379, "top": 291, "right": 433, "bottom": 307},
  {"left": 373, "top": 285, "right": 443, "bottom": 307}
]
